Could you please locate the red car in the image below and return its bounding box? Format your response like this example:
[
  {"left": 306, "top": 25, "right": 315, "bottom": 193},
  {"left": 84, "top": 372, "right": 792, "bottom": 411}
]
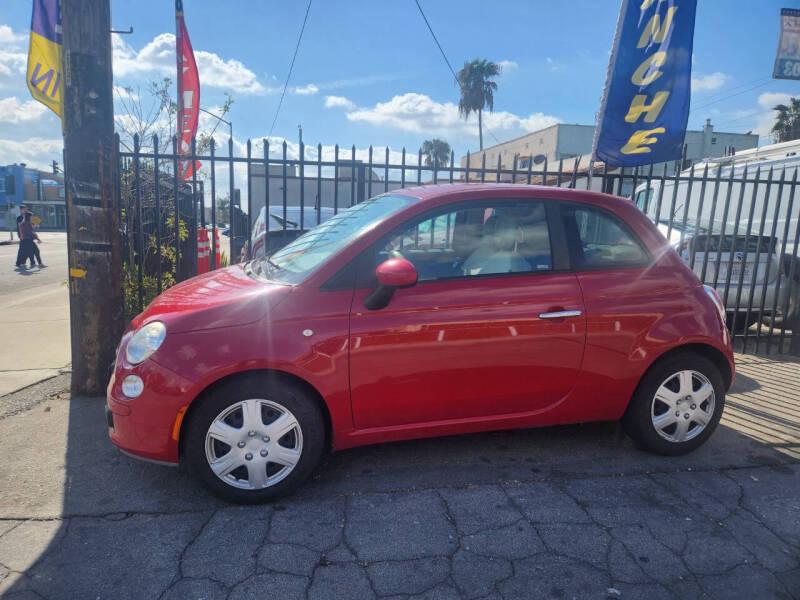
[{"left": 107, "top": 184, "right": 734, "bottom": 503}]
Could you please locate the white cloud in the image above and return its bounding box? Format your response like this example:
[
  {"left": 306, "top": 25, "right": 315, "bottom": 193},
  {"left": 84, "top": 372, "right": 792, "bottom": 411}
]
[
  {"left": 0, "top": 96, "right": 48, "bottom": 123},
  {"left": 754, "top": 91, "right": 793, "bottom": 138},
  {"left": 343, "top": 92, "right": 560, "bottom": 142},
  {"left": 758, "top": 91, "right": 793, "bottom": 109},
  {"left": 292, "top": 83, "right": 319, "bottom": 96},
  {"left": 325, "top": 95, "right": 356, "bottom": 110},
  {"left": 0, "top": 50, "right": 27, "bottom": 87},
  {"left": 113, "top": 33, "right": 266, "bottom": 94},
  {"left": 0, "top": 25, "right": 26, "bottom": 47},
  {"left": 691, "top": 72, "right": 728, "bottom": 92},
  {"left": 0, "top": 137, "right": 62, "bottom": 170},
  {"left": 545, "top": 57, "right": 562, "bottom": 72},
  {"left": 498, "top": 60, "right": 518, "bottom": 73}
]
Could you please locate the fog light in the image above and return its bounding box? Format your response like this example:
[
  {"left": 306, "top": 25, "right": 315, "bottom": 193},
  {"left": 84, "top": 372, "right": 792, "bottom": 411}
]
[{"left": 121, "top": 375, "right": 144, "bottom": 398}]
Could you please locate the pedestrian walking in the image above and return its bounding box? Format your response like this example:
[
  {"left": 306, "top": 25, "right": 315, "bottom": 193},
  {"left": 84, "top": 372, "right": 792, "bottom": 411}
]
[
  {"left": 14, "top": 204, "right": 29, "bottom": 269},
  {"left": 18, "top": 212, "right": 44, "bottom": 269}
]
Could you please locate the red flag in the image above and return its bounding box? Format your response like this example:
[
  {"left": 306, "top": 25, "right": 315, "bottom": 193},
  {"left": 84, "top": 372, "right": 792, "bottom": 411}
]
[{"left": 176, "top": 0, "right": 200, "bottom": 180}]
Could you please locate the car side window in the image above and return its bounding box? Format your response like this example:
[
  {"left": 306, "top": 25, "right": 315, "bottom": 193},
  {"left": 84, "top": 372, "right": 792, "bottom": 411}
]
[
  {"left": 561, "top": 204, "right": 649, "bottom": 269},
  {"left": 367, "top": 200, "right": 553, "bottom": 283}
]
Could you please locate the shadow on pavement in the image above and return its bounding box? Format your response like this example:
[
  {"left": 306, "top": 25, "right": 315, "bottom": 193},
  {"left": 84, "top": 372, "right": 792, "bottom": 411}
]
[{"left": 2, "top": 353, "right": 799, "bottom": 599}]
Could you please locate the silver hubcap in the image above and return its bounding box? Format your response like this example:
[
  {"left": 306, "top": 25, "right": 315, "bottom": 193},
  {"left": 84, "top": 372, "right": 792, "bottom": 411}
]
[
  {"left": 204, "top": 399, "right": 303, "bottom": 490},
  {"left": 651, "top": 370, "right": 715, "bottom": 443}
]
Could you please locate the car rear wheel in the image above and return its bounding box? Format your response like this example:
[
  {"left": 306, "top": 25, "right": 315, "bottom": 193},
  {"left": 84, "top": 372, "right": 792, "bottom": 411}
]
[
  {"left": 622, "top": 352, "right": 725, "bottom": 456},
  {"left": 185, "top": 375, "right": 325, "bottom": 503}
]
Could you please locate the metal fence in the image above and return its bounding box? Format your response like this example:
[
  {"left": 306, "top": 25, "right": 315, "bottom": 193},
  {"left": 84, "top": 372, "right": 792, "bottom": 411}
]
[{"left": 118, "top": 133, "right": 800, "bottom": 356}]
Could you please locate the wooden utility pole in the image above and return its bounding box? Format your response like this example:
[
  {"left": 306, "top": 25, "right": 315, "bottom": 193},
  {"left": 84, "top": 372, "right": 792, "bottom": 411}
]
[{"left": 62, "top": 0, "right": 124, "bottom": 395}]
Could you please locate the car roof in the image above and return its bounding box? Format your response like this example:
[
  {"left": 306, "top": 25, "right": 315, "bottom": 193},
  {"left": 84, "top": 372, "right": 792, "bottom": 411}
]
[{"left": 390, "top": 183, "right": 632, "bottom": 212}]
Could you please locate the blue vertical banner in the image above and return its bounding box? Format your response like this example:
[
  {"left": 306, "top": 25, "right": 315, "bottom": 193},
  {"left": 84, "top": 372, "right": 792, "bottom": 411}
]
[{"left": 593, "top": 0, "right": 697, "bottom": 167}]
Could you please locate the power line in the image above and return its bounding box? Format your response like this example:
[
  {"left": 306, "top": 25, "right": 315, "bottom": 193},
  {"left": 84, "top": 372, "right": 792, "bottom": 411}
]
[
  {"left": 701, "top": 76, "right": 770, "bottom": 102},
  {"left": 414, "top": 0, "right": 459, "bottom": 85},
  {"left": 690, "top": 80, "right": 771, "bottom": 113},
  {"left": 412, "top": 0, "right": 500, "bottom": 146},
  {"left": 268, "top": 0, "right": 312, "bottom": 138},
  {"left": 715, "top": 107, "right": 775, "bottom": 128}
]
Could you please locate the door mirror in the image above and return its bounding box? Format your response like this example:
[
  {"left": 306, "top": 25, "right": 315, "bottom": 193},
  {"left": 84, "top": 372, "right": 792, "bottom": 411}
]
[
  {"left": 365, "top": 258, "right": 418, "bottom": 310},
  {"left": 376, "top": 257, "right": 418, "bottom": 288}
]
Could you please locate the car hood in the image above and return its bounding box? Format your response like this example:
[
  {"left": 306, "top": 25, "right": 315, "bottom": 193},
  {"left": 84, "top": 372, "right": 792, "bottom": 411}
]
[{"left": 132, "top": 264, "right": 292, "bottom": 334}]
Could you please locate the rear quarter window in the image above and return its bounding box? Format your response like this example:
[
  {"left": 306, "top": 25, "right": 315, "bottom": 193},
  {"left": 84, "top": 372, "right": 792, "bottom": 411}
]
[{"left": 561, "top": 204, "right": 651, "bottom": 269}]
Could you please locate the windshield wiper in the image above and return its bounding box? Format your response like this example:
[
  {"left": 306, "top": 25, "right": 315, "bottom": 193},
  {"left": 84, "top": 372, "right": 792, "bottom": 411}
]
[
  {"left": 270, "top": 213, "right": 298, "bottom": 228},
  {"left": 264, "top": 257, "right": 282, "bottom": 275}
]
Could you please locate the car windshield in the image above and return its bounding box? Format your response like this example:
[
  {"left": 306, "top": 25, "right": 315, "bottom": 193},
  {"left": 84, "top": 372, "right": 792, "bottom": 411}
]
[{"left": 253, "top": 194, "right": 418, "bottom": 284}]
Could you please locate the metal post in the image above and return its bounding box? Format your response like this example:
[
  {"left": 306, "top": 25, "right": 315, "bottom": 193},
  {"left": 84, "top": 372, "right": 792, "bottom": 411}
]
[
  {"left": 210, "top": 138, "right": 217, "bottom": 269},
  {"left": 153, "top": 135, "right": 162, "bottom": 293},
  {"left": 401, "top": 148, "right": 406, "bottom": 188},
  {"left": 385, "top": 147, "right": 390, "bottom": 193},
  {"left": 777, "top": 170, "right": 799, "bottom": 351},
  {"left": 449, "top": 150, "right": 454, "bottom": 184},
  {"left": 264, "top": 139, "right": 270, "bottom": 229},
  {"left": 730, "top": 166, "right": 761, "bottom": 347},
  {"left": 317, "top": 143, "right": 323, "bottom": 225},
  {"left": 246, "top": 139, "right": 252, "bottom": 258},
  {"left": 688, "top": 164, "right": 710, "bottom": 271},
  {"left": 299, "top": 140, "right": 305, "bottom": 231},
  {"left": 351, "top": 145, "right": 356, "bottom": 206},
  {"left": 228, "top": 137, "right": 235, "bottom": 262},
  {"left": 133, "top": 134, "right": 143, "bottom": 313},
  {"left": 282, "top": 142, "right": 288, "bottom": 228},
  {"left": 742, "top": 167, "right": 774, "bottom": 351},
  {"left": 61, "top": 0, "right": 124, "bottom": 394},
  {"left": 333, "top": 144, "right": 339, "bottom": 214}
]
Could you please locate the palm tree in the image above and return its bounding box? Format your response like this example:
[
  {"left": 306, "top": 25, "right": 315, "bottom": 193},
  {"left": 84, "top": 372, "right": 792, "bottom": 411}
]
[
  {"left": 772, "top": 97, "right": 800, "bottom": 143},
  {"left": 420, "top": 138, "right": 452, "bottom": 168},
  {"left": 457, "top": 59, "right": 501, "bottom": 150}
]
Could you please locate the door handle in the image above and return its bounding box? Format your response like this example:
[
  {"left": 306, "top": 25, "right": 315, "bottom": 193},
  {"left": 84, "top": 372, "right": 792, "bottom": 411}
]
[{"left": 539, "top": 310, "right": 582, "bottom": 319}]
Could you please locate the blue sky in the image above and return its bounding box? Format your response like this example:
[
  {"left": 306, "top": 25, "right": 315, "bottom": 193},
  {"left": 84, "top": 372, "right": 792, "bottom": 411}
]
[{"left": 0, "top": 0, "right": 798, "bottom": 174}]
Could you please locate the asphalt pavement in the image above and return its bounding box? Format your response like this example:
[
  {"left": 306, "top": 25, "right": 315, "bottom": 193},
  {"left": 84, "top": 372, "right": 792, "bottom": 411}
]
[
  {"left": 0, "top": 233, "right": 70, "bottom": 396},
  {"left": 0, "top": 354, "right": 798, "bottom": 599}
]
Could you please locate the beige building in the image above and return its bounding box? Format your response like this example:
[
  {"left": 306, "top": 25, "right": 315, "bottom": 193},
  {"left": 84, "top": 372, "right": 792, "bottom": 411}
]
[{"left": 460, "top": 121, "right": 759, "bottom": 182}]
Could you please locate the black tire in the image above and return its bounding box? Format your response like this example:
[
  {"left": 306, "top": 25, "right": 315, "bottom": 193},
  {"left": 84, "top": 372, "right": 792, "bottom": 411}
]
[
  {"left": 184, "top": 374, "right": 325, "bottom": 504},
  {"left": 621, "top": 352, "right": 725, "bottom": 456}
]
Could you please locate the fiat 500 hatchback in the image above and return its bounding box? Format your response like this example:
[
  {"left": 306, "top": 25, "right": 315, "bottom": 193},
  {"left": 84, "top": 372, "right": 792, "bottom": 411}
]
[{"left": 107, "top": 184, "right": 734, "bottom": 503}]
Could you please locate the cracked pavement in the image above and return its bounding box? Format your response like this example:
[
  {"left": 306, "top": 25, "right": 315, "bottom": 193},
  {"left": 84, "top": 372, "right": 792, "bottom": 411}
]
[{"left": 0, "top": 354, "right": 798, "bottom": 599}]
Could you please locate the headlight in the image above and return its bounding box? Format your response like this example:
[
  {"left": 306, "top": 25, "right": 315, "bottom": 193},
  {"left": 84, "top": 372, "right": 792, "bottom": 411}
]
[{"left": 126, "top": 321, "right": 166, "bottom": 364}]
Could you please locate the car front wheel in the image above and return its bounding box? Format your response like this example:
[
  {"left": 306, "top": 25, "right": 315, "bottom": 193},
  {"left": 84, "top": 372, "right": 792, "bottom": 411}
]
[
  {"left": 185, "top": 375, "right": 325, "bottom": 503},
  {"left": 622, "top": 352, "right": 725, "bottom": 456}
]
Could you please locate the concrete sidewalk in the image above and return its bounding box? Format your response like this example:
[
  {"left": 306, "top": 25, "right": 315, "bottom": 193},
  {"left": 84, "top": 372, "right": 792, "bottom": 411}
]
[
  {"left": 0, "top": 353, "right": 798, "bottom": 599},
  {"left": 0, "top": 232, "right": 70, "bottom": 397}
]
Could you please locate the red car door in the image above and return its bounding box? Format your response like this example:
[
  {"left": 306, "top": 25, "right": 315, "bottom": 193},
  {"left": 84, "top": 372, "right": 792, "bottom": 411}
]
[{"left": 347, "top": 199, "right": 586, "bottom": 429}]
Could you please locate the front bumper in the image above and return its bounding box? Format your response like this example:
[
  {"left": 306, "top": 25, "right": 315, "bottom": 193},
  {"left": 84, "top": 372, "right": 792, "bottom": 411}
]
[{"left": 106, "top": 356, "right": 197, "bottom": 464}]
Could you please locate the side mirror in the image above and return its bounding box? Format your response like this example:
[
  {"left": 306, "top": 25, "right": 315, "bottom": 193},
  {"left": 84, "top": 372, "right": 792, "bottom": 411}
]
[
  {"left": 365, "top": 258, "right": 418, "bottom": 310},
  {"left": 376, "top": 257, "right": 418, "bottom": 288}
]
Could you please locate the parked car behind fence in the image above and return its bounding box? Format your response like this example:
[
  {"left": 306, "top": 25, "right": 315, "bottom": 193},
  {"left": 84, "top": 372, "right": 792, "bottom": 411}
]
[{"left": 634, "top": 139, "right": 800, "bottom": 340}]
